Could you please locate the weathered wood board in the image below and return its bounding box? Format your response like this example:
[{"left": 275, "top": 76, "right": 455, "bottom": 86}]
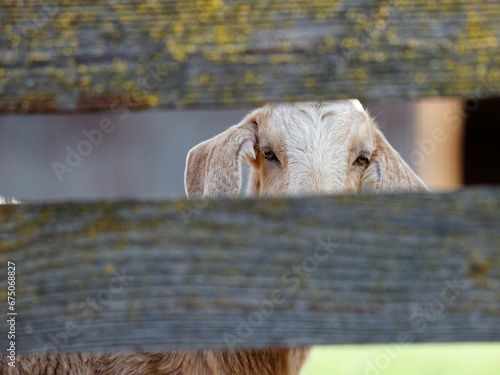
[
  {"left": 0, "top": 188, "right": 499, "bottom": 354},
  {"left": 0, "top": 1, "right": 499, "bottom": 113}
]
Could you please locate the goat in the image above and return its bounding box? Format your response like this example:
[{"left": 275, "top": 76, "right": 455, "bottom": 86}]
[
  {"left": 0, "top": 100, "right": 427, "bottom": 374},
  {"left": 185, "top": 100, "right": 427, "bottom": 198},
  {"left": 182, "top": 100, "right": 428, "bottom": 375}
]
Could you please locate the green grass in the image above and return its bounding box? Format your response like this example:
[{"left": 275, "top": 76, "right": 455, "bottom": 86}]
[{"left": 302, "top": 344, "right": 500, "bottom": 375}]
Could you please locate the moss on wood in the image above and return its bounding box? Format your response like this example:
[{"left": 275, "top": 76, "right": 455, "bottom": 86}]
[{"left": 0, "top": 1, "right": 499, "bottom": 113}]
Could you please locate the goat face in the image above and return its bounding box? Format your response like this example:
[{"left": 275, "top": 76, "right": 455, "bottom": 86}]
[{"left": 185, "top": 100, "right": 427, "bottom": 198}]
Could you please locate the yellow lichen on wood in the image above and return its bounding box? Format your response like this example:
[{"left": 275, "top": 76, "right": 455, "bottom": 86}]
[{"left": 1, "top": 1, "right": 500, "bottom": 112}]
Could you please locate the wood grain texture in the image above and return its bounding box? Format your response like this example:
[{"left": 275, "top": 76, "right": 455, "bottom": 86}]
[
  {"left": 0, "top": 188, "right": 499, "bottom": 354},
  {"left": 1, "top": 0, "right": 500, "bottom": 113}
]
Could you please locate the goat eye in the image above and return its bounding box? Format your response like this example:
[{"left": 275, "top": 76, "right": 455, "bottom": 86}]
[
  {"left": 262, "top": 148, "right": 276, "bottom": 160},
  {"left": 355, "top": 155, "right": 370, "bottom": 166}
]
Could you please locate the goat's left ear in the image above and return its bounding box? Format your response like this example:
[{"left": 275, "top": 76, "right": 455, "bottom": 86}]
[
  {"left": 184, "top": 111, "right": 259, "bottom": 198},
  {"left": 362, "top": 130, "right": 428, "bottom": 193}
]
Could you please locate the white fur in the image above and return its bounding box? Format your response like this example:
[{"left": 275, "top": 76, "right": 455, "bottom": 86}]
[{"left": 185, "top": 100, "right": 427, "bottom": 198}]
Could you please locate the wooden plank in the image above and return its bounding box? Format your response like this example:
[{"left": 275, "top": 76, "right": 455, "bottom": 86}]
[
  {"left": 1, "top": 1, "right": 500, "bottom": 113},
  {"left": 0, "top": 188, "right": 499, "bottom": 354}
]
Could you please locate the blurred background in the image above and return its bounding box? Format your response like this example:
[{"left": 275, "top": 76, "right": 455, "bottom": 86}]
[{"left": 2, "top": 97, "right": 498, "bottom": 201}]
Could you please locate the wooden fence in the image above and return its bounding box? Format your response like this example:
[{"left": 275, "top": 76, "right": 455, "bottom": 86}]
[
  {"left": 0, "top": 0, "right": 499, "bottom": 359},
  {"left": 0, "top": 1, "right": 499, "bottom": 113},
  {"left": 1, "top": 190, "right": 499, "bottom": 353}
]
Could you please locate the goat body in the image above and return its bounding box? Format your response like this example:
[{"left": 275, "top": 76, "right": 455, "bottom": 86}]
[
  {"left": 1, "top": 100, "right": 427, "bottom": 375},
  {"left": 1, "top": 349, "right": 308, "bottom": 375}
]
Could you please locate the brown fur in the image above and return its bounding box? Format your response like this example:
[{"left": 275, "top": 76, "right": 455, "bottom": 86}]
[{"left": 0, "top": 348, "right": 309, "bottom": 375}]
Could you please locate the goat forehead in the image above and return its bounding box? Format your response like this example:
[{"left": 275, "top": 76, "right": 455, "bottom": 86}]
[{"left": 263, "top": 101, "right": 371, "bottom": 151}]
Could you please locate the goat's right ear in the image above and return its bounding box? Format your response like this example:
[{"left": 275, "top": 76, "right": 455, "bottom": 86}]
[{"left": 184, "top": 113, "right": 258, "bottom": 198}]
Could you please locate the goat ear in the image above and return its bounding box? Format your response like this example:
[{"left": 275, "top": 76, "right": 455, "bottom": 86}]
[
  {"left": 184, "top": 113, "right": 258, "bottom": 198},
  {"left": 362, "top": 130, "right": 428, "bottom": 193}
]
